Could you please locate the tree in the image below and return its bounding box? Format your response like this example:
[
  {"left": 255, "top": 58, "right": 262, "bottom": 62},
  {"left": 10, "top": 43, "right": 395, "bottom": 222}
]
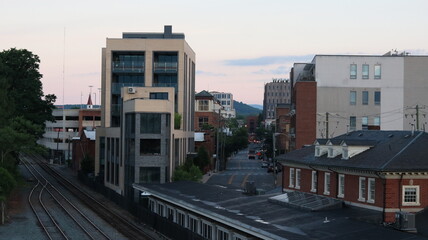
[
  {"left": 80, "top": 154, "right": 95, "bottom": 174},
  {"left": 0, "top": 167, "right": 17, "bottom": 224},
  {"left": 174, "top": 113, "right": 182, "bottom": 130},
  {"left": 172, "top": 158, "right": 202, "bottom": 182},
  {"left": 193, "top": 146, "right": 210, "bottom": 172},
  {"left": 0, "top": 48, "right": 56, "bottom": 129},
  {"left": 0, "top": 48, "right": 56, "bottom": 224}
]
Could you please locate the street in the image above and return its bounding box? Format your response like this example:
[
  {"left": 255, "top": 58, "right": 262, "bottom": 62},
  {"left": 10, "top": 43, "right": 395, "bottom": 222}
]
[{"left": 205, "top": 143, "right": 282, "bottom": 193}]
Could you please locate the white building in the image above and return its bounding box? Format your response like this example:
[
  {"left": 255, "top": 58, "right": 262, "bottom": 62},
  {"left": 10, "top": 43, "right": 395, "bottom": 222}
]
[
  {"left": 210, "top": 91, "right": 236, "bottom": 118},
  {"left": 305, "top": 52, "right": 428, "bottom": 138}
]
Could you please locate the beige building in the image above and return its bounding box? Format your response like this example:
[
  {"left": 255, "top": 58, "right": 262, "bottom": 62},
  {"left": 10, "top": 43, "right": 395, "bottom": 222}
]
[
  {"left": 96, "top": 26, "right": 195, "bottom": 197},
  {"left": 300, "top": 52, "right": 428, "bottom": 139}
]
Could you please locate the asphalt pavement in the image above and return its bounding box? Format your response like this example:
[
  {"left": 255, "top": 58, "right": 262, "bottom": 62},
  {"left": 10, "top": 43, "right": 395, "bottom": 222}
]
[{"left": 204, "top": 145, "right": 282, "bottom": 193}]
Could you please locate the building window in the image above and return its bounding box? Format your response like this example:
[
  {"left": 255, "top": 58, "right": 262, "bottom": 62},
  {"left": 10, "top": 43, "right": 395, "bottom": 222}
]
[
  {"left": 362, "top": 64, "right": 369, "bottom": 79},
  {"left": 368, "top": 178, "right": 375, "bottom": 203},
  {"left": 140, "top": 113, "right": 161, "bottom": 134},
  {"left": 338, "top": 174, "right": 345, "bottom": 198},
  {"left": 359, "top": 177, "right": 366, "bottom": 201},
  {"left": 289, "top": 168, "right": 295, "bottom": 188},
  {"left": 177, "top": 211, "right": 186, "bottom": 227},
  {"left": 328, "top": 148, "right": 334, "bottom": 158},
  {"left": 362, "top": 116, "right": 368, "bottom": 130},
  {"left": 167, "top": 206, "right": 175, "bottom": 222},
  {"left": 198, "top": 117, "right": 209, "bottom": 129},
  {"left": 150, "top": 92, "right": 168, "bottom": 99},
  {"left": 324, "top": 173, "right": 330, "bottom": 195},
  {"left": 350, "top": 116, "right": 356, "bottom": 131},
  {"left": 374, "top": 64, "right": 381, "bottom": 79},
  {"left": 350, "top": 64, "right": 357, "bottom": 79},
  {"left": 217, "top": 228, "right": 230, "bottom": 240},
  {"left": 295, "top": 169, "right": 301, "bottom": 189},
  {"left": 342, "top": 147, "right": 349, "bottom": 159},
  {"left": 139, "top": 167, "right": 160, "bottom": 183},
  {"left": 188, "top": 215, "right": 198, "bottom": 233},
  {"left": 362, "top": 91, "right": 369, "bottom": 105},
  {"left": 315, "top": 146, "right": 320, "bottom": 157},
  {"left": 201, "top": 221, "right": 212, "bottom": 239},
  {"left": 350, "top": 91, "right": 356, "bottom": 105},
  {"left": 374, "top": 116, "right": 380, "bottom": 126},
  {"left": 198, "top": 100, "right": 209, "bottom": 111},
  {"left": 374, "top": 91, "right": 381, "bottom": 105},
  {"left": 157, "top": 203, "right": 165, "bottom": 217},
  {"left": 140, "top": 139, "right": 161, "bottom": 155},
  {"left": 311, "top": 171, "right": 317, "bottom": 192},
  {"left": 403, "top": 186, "right": 420, "bottom": 206}
]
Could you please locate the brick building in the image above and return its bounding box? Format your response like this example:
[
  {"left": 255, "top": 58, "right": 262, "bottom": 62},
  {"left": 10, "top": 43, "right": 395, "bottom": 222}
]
[
  {"left": 72, "top": 130, "right": 96, "bottom": 172},
  {"left": 194, "top": 90, "right": 221, "bottom": 170},
  {"left": 277, "top": 130, "right": 428, "bottom": 223},
  {"left": 275, "top": 103, "right": 292, "bottom": 153}
]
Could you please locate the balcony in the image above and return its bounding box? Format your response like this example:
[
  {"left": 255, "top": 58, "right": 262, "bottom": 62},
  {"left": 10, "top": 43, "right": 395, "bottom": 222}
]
[
  {"left": 111, "top": 83, "right": 145, "bottom": 95},
  {"left": 112, "top": 61, "right": 145, "bottom": 73},
  {"left": 153, "top": 62, "right": 178, "bottom": 73}
]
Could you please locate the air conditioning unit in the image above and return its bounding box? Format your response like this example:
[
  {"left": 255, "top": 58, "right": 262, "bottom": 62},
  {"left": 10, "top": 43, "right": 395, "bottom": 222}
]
[
  {"left": 395, "top": 211, "right": 417, "bottom": 232},
  {"left": 128, "top": 87, "right": 136, "bottom": 94}
]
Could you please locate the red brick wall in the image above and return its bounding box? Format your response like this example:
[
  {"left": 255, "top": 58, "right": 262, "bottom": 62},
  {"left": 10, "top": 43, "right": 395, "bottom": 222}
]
[{"left": 293, "top": 81, "right": 316, "bottom": 149}]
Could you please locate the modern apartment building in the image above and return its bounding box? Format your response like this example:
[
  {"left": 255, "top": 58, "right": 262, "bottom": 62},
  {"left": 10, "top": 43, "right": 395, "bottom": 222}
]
[
  {"left": 262, "top": 79, "right": 291, "bottom": 126},
  {"left": 210, "top": 91, "right": 236, "bottom": 118},
  {"left": 290, "top": 52, "right": 428, "bottom": 147},
  {"left": 96, "top": 26, "right": 195, "bottom": 198}
]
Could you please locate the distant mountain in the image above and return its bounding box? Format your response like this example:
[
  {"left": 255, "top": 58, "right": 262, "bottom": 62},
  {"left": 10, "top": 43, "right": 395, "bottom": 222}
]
[
  {"left": 234, "top": 100, "right": 262, "bottom": 116},
  {"left": 249, "top": 104, "right": 263, "bottom": 110}
]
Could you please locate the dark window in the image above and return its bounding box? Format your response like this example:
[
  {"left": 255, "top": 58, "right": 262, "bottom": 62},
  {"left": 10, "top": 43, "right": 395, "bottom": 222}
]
[
  {"left": 362, "top": 91, "right": 369, "bottom": 105},
  {"left": 140, "top": 113, "right": 161, "bottom": 134},
  {"left": 198, "top": 117, "right": 209, "bottom": 129},
  {"left": 139, "top": 167, "right": 160, "bottom": 183},
  {"left": 83, "top": 116, "right": 93, "bottom": 121},
  {"left": 140, "top": 139, "right": 161, "bottom": 155},
  {"left": 54, "top": 116, "right": 63, "bottom": 120},
  {"left": 350, "top": 116, "right": 356, "bottom": 131},
  {"left": 65, "top": 116, "right": 79, "bottom": 121},
  {"left": 374, "top": 91, "right": 381, "bottom": 105},
  {"left": 149, "top": 92, "right": 169, "bottom": 100}
]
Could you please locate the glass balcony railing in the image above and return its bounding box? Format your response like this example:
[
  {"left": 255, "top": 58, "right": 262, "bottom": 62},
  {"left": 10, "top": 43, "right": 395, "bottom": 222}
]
[
  {"left": 152, "top": 83, "right": 178, "bottom": 91},
  {"left": 112, "top": 61, "right": 145, "bottom": 73},
  {"left": 111, "top": 83, "right": 145, "bottom": 94},
  {"left": 153, "top": 62, "right": 178, "bottom": 73}
]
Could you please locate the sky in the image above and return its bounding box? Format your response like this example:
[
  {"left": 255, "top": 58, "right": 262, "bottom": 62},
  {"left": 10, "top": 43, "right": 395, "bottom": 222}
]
[{"left": 1, "top": 0, "right": 428, "bottom": 105}]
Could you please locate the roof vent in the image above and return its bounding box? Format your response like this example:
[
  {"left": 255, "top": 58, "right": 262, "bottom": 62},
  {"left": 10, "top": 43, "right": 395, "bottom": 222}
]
[
  {"left": 388, "top": 134, "right": 394, "bottom": 138},
  {"left": 358, "top": 133, "right": 363, "bottom": 137},
  {"left": 404, "top": 134, "right": 410, "bottom": 138}
]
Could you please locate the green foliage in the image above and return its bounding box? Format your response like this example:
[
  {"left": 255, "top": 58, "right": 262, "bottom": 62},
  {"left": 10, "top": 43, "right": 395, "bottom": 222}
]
[
  {"left": 0, "top": 48, "right": 56, "bottom": 129},
  {"left": 0, "top": 167, "right": 17, "bottom": 198},
  {"left": 0, "top": 48, "right": 56, "bottom": 202},
  {"left": 193, "top": 146, "right": 210, "bottom": 172},
  {"left": 174, "top": 113, "right": 182, "bottom": 130},
  {"left": 233, "top": 100, "right": 262, "bottom": 116},
  {"left": 172, "top": 158, "right": 203, "bottom": 182},
  {"left": 80, "top": 154, "right": 95, "bottom": 174},
  {"left": 223, "top": 127, "right": 249, "bottom": 160},
  {"left": 201, "top": 123, "right": 214, "bottom": 130}
]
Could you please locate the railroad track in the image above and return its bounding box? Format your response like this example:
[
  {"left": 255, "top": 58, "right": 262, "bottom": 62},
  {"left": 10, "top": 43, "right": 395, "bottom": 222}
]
[
  {"left": 24, "top": 153, "right": 158, "bottom": 240},
  {"left": 22, "top": 155, "right": 111, "bottom": 240}
]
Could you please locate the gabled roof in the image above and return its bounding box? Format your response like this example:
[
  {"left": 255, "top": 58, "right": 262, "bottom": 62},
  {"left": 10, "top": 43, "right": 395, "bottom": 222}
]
[
  {"left": 278, "top": 130, "right": 428, "bottom": 172},
  {"left": 195, "top": 90, "right": 214, "bottom": 98}
]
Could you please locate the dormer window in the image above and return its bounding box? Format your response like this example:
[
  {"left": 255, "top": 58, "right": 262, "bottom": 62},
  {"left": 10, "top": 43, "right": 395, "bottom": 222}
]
[
  {"left": 342, "top": 147, "right": 349, "bottom": 159},
  {"left": 328, "top": 148, "right": 334, "bottom": 158},
  {"left": 315, "top": 146, "right": 321, "bottom": 157}
]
